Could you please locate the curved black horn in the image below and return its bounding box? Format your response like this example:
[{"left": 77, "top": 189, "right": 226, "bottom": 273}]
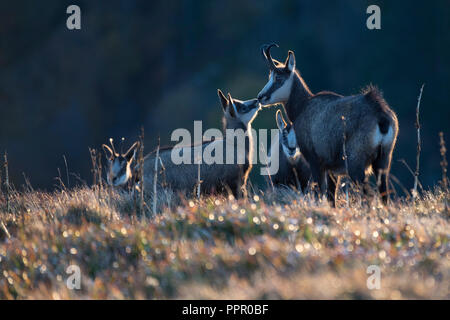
[
  {"left": 261, "top": 43, "right": 279, "bottom": 70},
  {"left": 120, "top": 137, "right": 125, "bottom": 155},
  {"left": 109, "top": 138, "right": 118, "bottom": 156}
]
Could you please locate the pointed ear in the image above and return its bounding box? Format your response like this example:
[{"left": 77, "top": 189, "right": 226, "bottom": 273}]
[
  {"left": 227, "top": 93, "right": 237, "bottom": 118},
  {"left": 124, "top": 142, "right": 139, "bottom": 161},
  {"left": 217, "top": 89, "right": 228, "bottom": 112},
  {"left": 276, "top": 110, "right": 287, "bottom": 130},
  {"left": 284, "top": 50, "right": 296, "bottom": 72},
  {"left": 102, "top": 144, "right": 114, "bottom": 160}
]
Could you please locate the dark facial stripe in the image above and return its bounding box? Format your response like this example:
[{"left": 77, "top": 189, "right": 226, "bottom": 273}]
[
  {"left": 282, "top": 131, "right": 296, "bottom": 152},
  {"left": 235, "top": 100, "right": 258, "bottom": 114},
  {"left": 264, "top": 72, "right": 288, "bottom": 98}
]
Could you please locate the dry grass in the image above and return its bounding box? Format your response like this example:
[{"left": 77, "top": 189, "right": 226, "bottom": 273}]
[{"left": 0, "top": 184, "right": 448, "bottom": 299}]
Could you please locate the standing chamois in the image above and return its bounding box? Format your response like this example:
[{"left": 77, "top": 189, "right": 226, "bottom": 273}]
[
  {"left": 103, "top": 90, "right": 261, "bottom": 198},
  {"left": 269, "top": 109, "right": 311, "bottom": 192},
  {"left": 257, "top": 43, "right": 398, "bottom": 204}
]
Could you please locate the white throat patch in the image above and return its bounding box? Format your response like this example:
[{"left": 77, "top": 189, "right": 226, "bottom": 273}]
[
  {"left": 239, "top": 107, "right": 260, "bottom": 127},
  {"left": 108, "top": 159, "right": 132, "bottom": 186},
  {"left": 280, "top": 128, "right": 301, "bottom": 164},
  {"left": 260, "top": 71, "right": 294, "bottom": 105}
]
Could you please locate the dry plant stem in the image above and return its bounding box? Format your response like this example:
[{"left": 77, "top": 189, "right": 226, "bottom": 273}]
[
  {"left": 398, "top": 159, "right": 423, "bottom": 192},
  {"left": 89, "top": 148, "right": 102, "bottom": 199},
  {"left": 56, "top": 168, "right": 65, "bottom": 190},
  {"left": 97, "top": 151, "right": 103, "bottom": 193},
  {"left": 0, "top": 159, "right": 2, "bottom": 198},
  {"left": 439, "top": 132, "right": 448, "bottom": 189},
  {"left": 439, "top": 132, "right": 449, "bottom": 214},
  {"left": 89, "top": 148, "right": 97, "bottom": 187},
  {"left": 133, "top": 184, "right": 137, "bottom": 219},
  {"left": 0, "top": 220, "right": 10, "bottom": 239},
  {"left": 389, "top": 174, "right": 410, "bottom": 199},
  {"left": 4, "top": 152, "right": 10, "bottom": 214},
  {"left": 138, "top": 128, "right": 145, "bottom": 217},
  {"left": 63, "top": 155, "right": 70, "bottom": 188},
  {"left": 152, "top": 138, "right": 159, "bottom": 216},
  {"left": 342, "top": 116, "right": 349, "bottom": 207},
  {"left": 107, "top": 185, "right": 113, "bottom": 220},
  {"left": 376, "top": 170, "right": 382, "bottom": 206},
  {"left": 413, "top": 84, "right": 425, "bottom": 199},
  {"left": 22, "top": 173, "right": 32, "bottom": 193},
  {"left": 197, "top": 161, "right": 201, "bottom": 200}
]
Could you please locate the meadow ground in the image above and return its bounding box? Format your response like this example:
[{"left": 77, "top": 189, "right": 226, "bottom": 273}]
[{"left": 0, "top": 184, "right": 448, "bottom": 299}]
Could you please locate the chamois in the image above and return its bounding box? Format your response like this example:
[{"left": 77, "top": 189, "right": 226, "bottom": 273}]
[
  {"left": 103, "top": 140, "right": 139, "bottom": 187},
  {"left": 257, "top": 43, "right": 398, "bottom": 204},
  {"left": 269, "top": 109, "right": 311, "bottom": 192},
  {"left": 104, "top": 90, "right": 261, "bottom": 197}
]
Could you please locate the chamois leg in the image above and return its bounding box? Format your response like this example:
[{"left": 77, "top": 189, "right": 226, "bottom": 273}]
[
  {"left": 231, "top": 180, "right": 242, "bottom": 199},
  {"left": 326, "top": 172, "right": 340, "bottom": 207},
  {"left": 308, "top": 161, "right": 324, "bottom": 201},
  {"left": 318, "top": 168, "right": 331, "bottom": 202},
  {"left": 233, "top": 167, "right": 245, "bottom": 199},
  {"left": 348, "top": 159, "right": 366, "bottom": 189},
  {"left": 372, "top": 147, "right": 393, "bottom": 204},
  {"left": 347, "top": 162, "right": 371, "bottom": 201}
]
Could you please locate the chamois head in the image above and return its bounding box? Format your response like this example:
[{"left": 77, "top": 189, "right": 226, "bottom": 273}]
[
  {"left": 102, "top": 138, "right": 139, "bottom": 187},
  {"left": 217, "top": 89, "right": 261, "bottom": 129},
  {"left": 276, "top": 110, "right": 300, "bottom": 165},
  {"left": 257, "top": 43, "right": 297, "bottom": 106}
]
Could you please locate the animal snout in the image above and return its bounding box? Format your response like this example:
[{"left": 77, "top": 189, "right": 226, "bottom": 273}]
[
  {"left": 251, "top": 99, "right": 262, "bottom": 109},
  {"left": 256, "top": 93, "right": 268, "bottom": 103}
]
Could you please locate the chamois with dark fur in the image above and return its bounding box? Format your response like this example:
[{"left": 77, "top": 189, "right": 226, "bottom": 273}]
[
  {"left": 269, "top": 109, "right": 311, "bottom": 191},
  {"left": 257, "top": 43, "right": 398, "bottom": 204},
  {"left": 103, "top": 140, "right": 139, "bottom": 187},
  {"left": 104, "top": 90, "right": 261, "bottom": 197}
]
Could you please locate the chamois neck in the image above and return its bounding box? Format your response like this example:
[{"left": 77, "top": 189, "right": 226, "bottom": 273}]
[
  {"left": 223, "top": 116, "right": 248, "bottom": 134},
  {"left": 284, "top": 71, "right": 313, "bottom": 121}
]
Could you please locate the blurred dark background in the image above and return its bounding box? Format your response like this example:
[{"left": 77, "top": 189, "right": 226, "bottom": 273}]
[{"left": 0, "top": 0, "right": 448, "bottom": 191}]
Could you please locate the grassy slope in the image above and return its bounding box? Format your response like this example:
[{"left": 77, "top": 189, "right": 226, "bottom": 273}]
[{"left": 0, "top": 186, "right": 448, "bottom": 299}]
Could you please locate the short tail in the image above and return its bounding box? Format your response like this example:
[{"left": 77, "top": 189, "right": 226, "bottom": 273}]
[
  {"left": 364, "top": 85, "right": 398, "bottom": 148},
  {"left": 363, "top": 85, "right": 389, "bottom": 115}
]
